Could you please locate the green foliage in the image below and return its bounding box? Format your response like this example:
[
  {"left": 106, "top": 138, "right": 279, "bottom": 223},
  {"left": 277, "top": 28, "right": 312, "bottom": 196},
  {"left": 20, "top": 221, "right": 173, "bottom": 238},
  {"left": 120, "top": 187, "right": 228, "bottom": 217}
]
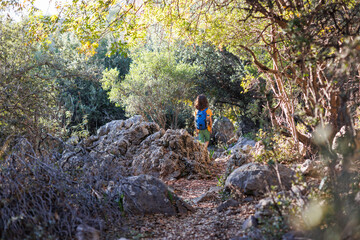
[
  {"left": 209, "top": 149, "right": 215, "bottom": 159},
  {"left": 101, "top": 48, "right": 199, "bottom": 129},
  {"left": 0, "top": 19, "right": 62, "bottom": 148},
  {"left": 216, "top": 175, "right": 226, "bottom": 188},
  {"left": 167, "top": 190, "right": 174, "bottom": 204},
  {"left": 176, "top": 43, "right": 268, "bottom": 129},
  {"left": 0, "top": 19, "right": 128, "bottom": 151},
  {"left": 51, "top": 33, "right": 127, "bottom": 136},
  {"left": 116, "top": 194, "right": 125, "bottom": 214}
]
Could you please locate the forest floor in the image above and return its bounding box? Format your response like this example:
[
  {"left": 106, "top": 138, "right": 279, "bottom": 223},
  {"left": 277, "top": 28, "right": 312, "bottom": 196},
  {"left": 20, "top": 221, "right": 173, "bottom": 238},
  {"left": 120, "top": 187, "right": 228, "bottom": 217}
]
[{"left": 122, "top": 156, "right": 258, "bottom": 240}]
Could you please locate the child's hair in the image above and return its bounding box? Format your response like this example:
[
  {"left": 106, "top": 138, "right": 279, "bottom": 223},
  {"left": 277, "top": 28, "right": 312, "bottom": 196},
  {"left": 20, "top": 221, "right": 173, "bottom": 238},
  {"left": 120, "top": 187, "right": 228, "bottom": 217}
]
[{"left": 194, "top": 94, "right": 209, "bottom": 110}]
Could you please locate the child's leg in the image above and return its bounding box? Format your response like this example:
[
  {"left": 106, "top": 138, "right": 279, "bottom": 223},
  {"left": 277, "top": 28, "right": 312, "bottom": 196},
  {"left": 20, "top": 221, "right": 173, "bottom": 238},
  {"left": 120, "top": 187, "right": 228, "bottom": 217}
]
[{"left": 203, "top": 130, "right": 210, "bottom": 148}]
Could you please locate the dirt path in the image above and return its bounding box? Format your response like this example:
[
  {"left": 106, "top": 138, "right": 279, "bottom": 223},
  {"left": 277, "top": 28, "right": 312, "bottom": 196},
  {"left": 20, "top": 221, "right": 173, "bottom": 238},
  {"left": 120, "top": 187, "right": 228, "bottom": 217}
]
[{"left": 123, "top": 157, "right": 257, "bottom": 240}]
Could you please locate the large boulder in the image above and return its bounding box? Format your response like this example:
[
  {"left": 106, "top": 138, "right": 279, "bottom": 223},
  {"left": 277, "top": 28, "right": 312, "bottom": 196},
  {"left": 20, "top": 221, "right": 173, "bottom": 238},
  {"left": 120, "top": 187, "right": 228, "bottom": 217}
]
[
  {"left": 61, "top": 116, "right": 210, "bottom": 181},
  {"left": 230, "top": 137, "right": 256, "bottom": 153},
  {"left": 224, "top": 152, "right": 248, "bottom": 177},
  {"left": 132, "top": 129, "right": 210, "bottom": 180},
  {"left": 225, "top": 162, "right": 294, "bottom": 196},
  {"left": 212, "top": 117, "right": 235, "bottom": 144},
  {"left": 109, "top": 175, "right": 194, "bottom": 216},
  {"left": 224, "top": 137, "right": 256, "bottom": 176}
]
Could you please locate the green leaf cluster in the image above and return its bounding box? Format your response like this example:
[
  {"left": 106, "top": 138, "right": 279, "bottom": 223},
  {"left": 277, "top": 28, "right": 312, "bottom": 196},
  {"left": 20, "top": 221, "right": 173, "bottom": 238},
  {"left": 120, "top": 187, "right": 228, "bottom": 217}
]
[{"left": 101, "top": 48, "right": 199, "bottom": 129}]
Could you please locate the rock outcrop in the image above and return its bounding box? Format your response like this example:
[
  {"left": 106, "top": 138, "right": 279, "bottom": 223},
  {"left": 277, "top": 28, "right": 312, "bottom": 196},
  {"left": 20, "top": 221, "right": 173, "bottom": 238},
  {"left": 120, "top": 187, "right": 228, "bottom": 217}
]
[{"left": 61, "top": 116, "right": 210, "bottom": 181}]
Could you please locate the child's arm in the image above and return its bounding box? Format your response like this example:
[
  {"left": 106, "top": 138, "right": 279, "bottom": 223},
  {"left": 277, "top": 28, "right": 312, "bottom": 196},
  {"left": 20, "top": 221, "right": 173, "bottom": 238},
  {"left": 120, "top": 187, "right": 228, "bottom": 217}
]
[{"left": 209, "top": 116, "right": 213, "bottom": 133}]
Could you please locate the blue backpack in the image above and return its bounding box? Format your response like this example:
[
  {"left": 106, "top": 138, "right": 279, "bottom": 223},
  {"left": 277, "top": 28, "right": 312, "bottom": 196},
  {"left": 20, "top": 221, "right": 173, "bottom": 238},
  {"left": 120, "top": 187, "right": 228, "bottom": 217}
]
[{"left": 196, "top": 108, "right": 208, "bottom": 130}]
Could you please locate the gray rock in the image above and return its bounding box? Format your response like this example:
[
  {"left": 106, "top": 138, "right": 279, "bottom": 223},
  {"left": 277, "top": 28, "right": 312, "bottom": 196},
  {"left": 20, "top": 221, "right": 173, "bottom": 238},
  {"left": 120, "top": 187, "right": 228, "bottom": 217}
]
[
  {"left": 132, "top": 128, "right": 210, "bottom": 180},
  {"left": 230, "top": 137, "right": 256, "bottom": 153},
  {"left": 223, "top": 137, "right": 256, "bottom": 176},
  {"left": 243, "top": 196, "right": 254, "bottom": 202},
  {"left": 291, "top": 185, "right": 306, "bottom": 196},
  {"left": 216, "top": 198, "right": 240, "bottom": 212},
  {"left": 225, "top": 163, "right": 294, "bottom": 196},
  {"left": 238, "top": 229, "right": 265, "bottom": 240},
  {"left": 193, "top": 186, "right": 222, "bottom": 204},
  {"left": 76, "top": 224, "right": 100, "bottom": 240},
  {"left": 112, "top": 174, "right": 194, "bottom": 216},
  {"left": 61, "top": 116, "right": 210, "bottom": 181},
  {"left": 299, "top": 159, "right": 322, "bottom": 176},
  {"left": 242, "top": 215, "right": 258, "bottom": 230},
  {"left": 355, "top": 191, "right": 360, "bottom": 204},
  {"left": 332, "top": 125, "right": 355, "bottom": 156},
  {"left": 225, "top": 152, "right": 248, "bottom": 177},
  {"left": 255, "top": 197, "right": 273, "bottom": 211},
  {"left": 282, "top": 231, "right": 307, "bottom": 240},
  {"left": 254, "top": 197, "right": 282, "bottom": 218},
  {"left": 213, "top": 117, "right": 235, "bottom": 144}
]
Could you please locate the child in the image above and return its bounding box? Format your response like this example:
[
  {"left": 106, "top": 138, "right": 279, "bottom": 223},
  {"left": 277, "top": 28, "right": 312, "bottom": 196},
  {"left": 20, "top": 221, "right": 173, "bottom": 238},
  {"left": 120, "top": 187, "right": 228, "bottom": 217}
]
[{"left": 194, "top": 94, "right": 213, "bottom": 148}]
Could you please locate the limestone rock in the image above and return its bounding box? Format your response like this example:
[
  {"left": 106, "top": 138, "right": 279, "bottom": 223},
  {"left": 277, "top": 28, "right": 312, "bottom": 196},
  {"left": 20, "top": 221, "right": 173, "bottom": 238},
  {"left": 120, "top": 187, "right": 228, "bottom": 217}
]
[
  {"left": 61, "top": 115, "right": 210, "bottom": 181},
  {"left": 110, "top": 174, "right": 194, "bottom": 216},
  {"left": 229, "top": 137, "right": 256, "bottom": 154},
  {"left": 299, "top": 159, "right": 322, "bottom": 177},
  {"left": 225, "top": 163, "right": 294, "bottom": 196},
  {"left": 216, "top": 198, "right": 240, "bottom": 212},
  {"left": 225, "top": 152, "right": 248, "bottom": 177},
  {"left": 75, "top": 224, "right": 100, "bottom": 240},
  {"left": 193, "top": 186, "right": 222, "bottom": 204},
  {"left": 332, "top": 125, "right": 355, "bottom": 156},
  {"left": 132, "top": 129, "right": 210, "bottom": 180},
  {"left": 222, "top": 137, "right": 256, "bottom": 177},
  {"left": 355, "top": 191, "right": 360, "bottom": 204},
  {"left": 282, "top": 231, "right": 306, "bottom": 240},
  {"left": 242, "top": 215, "right": 258, "bottom": 230}
]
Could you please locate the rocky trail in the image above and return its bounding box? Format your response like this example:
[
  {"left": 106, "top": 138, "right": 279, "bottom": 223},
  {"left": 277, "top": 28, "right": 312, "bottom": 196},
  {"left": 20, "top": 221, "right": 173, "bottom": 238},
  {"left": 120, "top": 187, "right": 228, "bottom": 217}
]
[
  {"left": 62, "top": 116, "right": 308, "bottom": 240},
  {"left": 122, "top": 157, "right": 257, "bottom": 240}
]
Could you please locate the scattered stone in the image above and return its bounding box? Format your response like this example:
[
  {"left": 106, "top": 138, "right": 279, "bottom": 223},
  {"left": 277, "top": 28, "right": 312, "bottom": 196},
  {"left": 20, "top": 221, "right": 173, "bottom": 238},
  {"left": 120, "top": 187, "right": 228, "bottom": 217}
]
[
  {"left": 225, "top": 163, "right": 294, "bottom": 196},
  {"left": 355, "top": 191, "right": 360, "bottom": 204},
  {"left": 216, "top": 198, "right": 240, "bottom": 212},
  {"left": 75, "top": 224, "right": 100, "bottom": 240},
  {"left": 299, "top": 159, "right": 322, "bottom": 176},
  {"left": 193, "top": 186, "right": 222, "bottom": 204},
  {"left": 242, "top": 228, "right": 265, "bottom": 240},
  {"left": 255, "top": 198, "right": 274, "bottom": 211},
  {"left": 291, "top": 185, "right": 306, "bottom": 196},
  {"left": 282, "top": 231, "right": 306, "bottom": 240},
  {"left": 243, "top": 196, "right": 254, "bottom": 202},
  {"left": 242, "top": 215, "right": 258, "bottom": 230}
]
